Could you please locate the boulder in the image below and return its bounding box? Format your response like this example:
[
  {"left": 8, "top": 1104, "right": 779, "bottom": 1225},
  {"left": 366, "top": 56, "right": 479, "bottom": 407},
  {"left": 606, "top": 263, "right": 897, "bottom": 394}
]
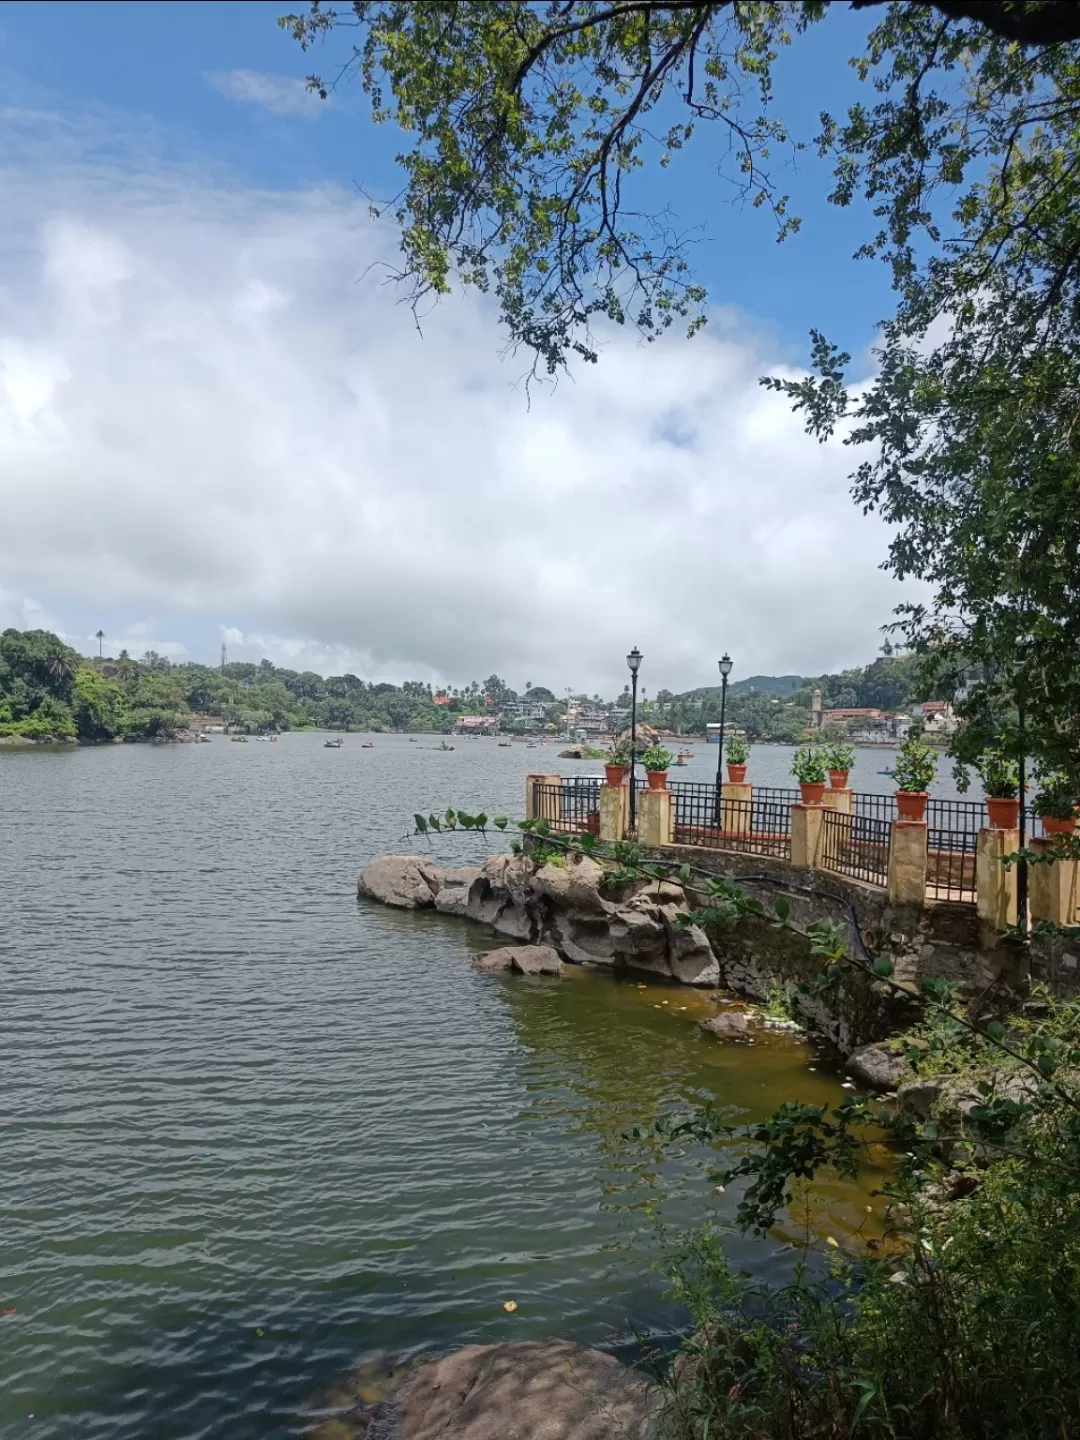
[
  {"left": 391, "top": 1340, "right": 653, "bottom": 1440},
  {"left": 466, "top": 854, "right": 539, "bottom": 933},
  {"left": 434, "top": 865, "right": 483, "bottom": 917},
  {"left": 846, "top": 1043, "right": 908, "bottom": 1091},
  {"left": 662, "top": 907, "right": 721, "bottom": 987},
  {"left": 359, "top": 855, "right": 447, "bottom": 910},
  {"left": 475, "top": 945, "right": 564, "bottom": 977},
  {"left": 703, "top": 1011, "right": 750, "bottom": 1036},
  {"left": 896, "top": 1075, "right": 980, "bottom": 1120},
  {"left": 532, "top": 855, "right": 610, "bottom": 916},
  {"left": 608, "top": 899, "right": 673, "bottom": 977}
]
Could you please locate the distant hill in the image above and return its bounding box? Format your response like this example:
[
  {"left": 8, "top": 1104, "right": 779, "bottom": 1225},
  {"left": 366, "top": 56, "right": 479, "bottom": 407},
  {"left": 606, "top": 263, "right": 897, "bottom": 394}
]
[{"left": 684, "top": 674, "right": 805, "bottom": 699}]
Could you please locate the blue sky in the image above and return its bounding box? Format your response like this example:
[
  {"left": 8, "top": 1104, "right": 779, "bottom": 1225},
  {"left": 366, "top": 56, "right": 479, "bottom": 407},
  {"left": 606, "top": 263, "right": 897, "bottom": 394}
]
[{"left": 0, "top": 1, "right": 909, "bottom": 693}]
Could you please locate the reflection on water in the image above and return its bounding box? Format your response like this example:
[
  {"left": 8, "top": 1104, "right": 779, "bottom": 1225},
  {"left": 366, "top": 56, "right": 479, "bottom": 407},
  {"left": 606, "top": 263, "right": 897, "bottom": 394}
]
[{"left": 1, "top": 734, "right": 886, "bottom": 1439}]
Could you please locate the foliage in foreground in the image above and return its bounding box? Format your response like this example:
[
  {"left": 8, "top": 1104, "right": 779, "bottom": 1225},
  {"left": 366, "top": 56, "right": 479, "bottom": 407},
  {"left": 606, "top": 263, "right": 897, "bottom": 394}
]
[
  {"left": 414, "top": 814, "right": 1080, "bottom": 1438},
  {"left": 647, "top": 988, "right": 1080, "bottom": 1439}
]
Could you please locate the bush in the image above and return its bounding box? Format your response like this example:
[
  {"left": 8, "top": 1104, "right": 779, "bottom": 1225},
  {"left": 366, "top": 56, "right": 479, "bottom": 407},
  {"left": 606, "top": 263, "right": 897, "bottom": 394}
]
[
  {"left": 975, "top": 748, "right": 1020, "bottom": 799},
  {"left": 791, "top": 745, "right": 828, "bottom": 784},
  {"left": 642, "top": 743, "right": 675, "bottom": 772},
  {"left": 1033, "top": 770, "right": 1076, "bottom": 820},
  {"left": 893, "top": 735, "right": 937, "bottom": 792},
  {"left": 824, "top": 742, "right": 856, "bottom": 772},
  {"left": 725, "top": 734, "right": 751, "bottom": 765},
  {"left": 648, "top": 988, "right": 1080, "bottom": 1440}
]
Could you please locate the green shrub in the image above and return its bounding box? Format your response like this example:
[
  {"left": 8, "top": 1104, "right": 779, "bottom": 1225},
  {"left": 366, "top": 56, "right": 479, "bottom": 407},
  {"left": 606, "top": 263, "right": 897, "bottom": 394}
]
[
  {"left": 642, "top": 743, "right": 675, "bottom": 772},
  {"left": 893, "top": 734, "right": 937, "bottom": 792},
  {"left": 823, "top": 743, "right": 856, "bottom": 772},
  {"left": 791, "top": 745, "right": 828, "bottom": 784},
  {"left": 725, "top": 734, "right": 751, "bottom": 765}
]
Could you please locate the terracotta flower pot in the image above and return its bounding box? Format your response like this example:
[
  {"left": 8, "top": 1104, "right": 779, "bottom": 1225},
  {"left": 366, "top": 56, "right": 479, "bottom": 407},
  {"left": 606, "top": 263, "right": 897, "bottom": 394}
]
[
  {"left": 1042, "top": 815, "right": 1075, "bottom": 836},
  {"left": 828, "top": 769, "right": 850, "bottom": 790},
  {"left": 986, "top": 796, "right": 1020, "bottom": 829},
  {"left": 896, "top": 790, "right": 928, "bottom": 821},
  {"left": 799, "top": 781, "right": 826, "bottom": 805},
  {"left": 726, "top": 762, "right": 747, "bottom": 783},
  {"left": 646, "top": 769, "right": 668, "bottom": 791},
  {"left": 604, "top": 763, "right": 627, "bottom": 786}
]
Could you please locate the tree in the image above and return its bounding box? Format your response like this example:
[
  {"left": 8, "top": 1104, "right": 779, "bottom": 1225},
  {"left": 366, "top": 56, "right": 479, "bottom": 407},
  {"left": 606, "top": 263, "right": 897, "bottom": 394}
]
[
  {"left": 284, "top": 0, "right": 1080, "bottom": 777},
  {"left": 95, "top": 629, "right": 105, "bottom": 659}
]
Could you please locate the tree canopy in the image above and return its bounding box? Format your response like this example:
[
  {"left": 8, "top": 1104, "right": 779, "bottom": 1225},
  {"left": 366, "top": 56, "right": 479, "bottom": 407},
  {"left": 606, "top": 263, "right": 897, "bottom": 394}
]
[{"left": 282, "top": 0, "right": 1080, "bottom": 781}]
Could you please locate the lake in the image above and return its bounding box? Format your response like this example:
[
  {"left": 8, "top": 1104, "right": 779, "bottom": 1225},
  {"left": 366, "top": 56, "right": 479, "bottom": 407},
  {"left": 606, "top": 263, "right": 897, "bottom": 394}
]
[{"left": 1, "top": 733, "right": 889, "bottom": 1438}]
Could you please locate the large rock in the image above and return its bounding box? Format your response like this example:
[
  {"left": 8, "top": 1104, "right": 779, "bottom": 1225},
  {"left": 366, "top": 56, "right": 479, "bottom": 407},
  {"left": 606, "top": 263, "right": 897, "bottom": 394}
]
[
  {"left": 663, "top": 906, "right": 720, "bottom": 986},
  {"left": 474, "top": 945, "right": 564, "bottom": 977},
  {"left": 391, "top": 1340, "right": 653, "bottom": 1440},
  {"left": 434, "top": 865, "right": 483, "bottom": 917},
  {"left": 532, "top": 855, "right": 610, "bottom": 916},
  {"left": 703, "top": 1010, "right": 750, "bottom": 1036},
  {"left": 359, "top": 855, "right": 447, "bottom": 910},
  {"left": 466, "top": 854, "right": 540, "bottom": 936},
  {"left": 847, "top": 1042, "right": 907, "bottom": 1091}
]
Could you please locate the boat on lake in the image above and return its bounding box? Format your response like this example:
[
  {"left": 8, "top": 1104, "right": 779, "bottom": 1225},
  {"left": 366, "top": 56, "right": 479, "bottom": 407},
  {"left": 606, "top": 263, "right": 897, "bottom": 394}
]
[
  {"left": 362, "top": 742, "right": 374, "bottom": 748},
  {"left": 324, "top": 737, "right": 344, "bottom": 748}
]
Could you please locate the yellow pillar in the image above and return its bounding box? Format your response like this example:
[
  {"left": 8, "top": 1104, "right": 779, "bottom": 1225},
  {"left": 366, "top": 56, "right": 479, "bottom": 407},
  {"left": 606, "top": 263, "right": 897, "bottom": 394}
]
[
  {"left": 977, "top": 827, "right": 1018, "bottom": 930},
  {"left": 638, "top": 787, "right": 675, "bottom": 847},
  {"left": 598, "top": 782, "right": 628, "bottom": 842},
  {"left": 888, "top": 820, "right": 928, "bottom": 905},
  {"left": 821, "top": 787, "right": 853, "bottom": 814},
  {"left": 721, "top": 780, "right": 752, "bottom": 836},
  {"left": 790, "top": 803, "right": 825, "bottom": 869},
  {"left": 525, "top": 773, "right": 562, "bottom": 823},
  {"left": 1029, "top": 837, "right": 1080, "bottom": 926}
]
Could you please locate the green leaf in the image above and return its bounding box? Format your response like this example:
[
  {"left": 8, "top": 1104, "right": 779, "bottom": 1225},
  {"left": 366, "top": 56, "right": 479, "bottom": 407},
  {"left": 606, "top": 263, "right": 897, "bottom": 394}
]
[
  {"left": 493, "top": 816, "right": 508, "bottom": 830},
  {"left": 413, "top": 813, "right": 428, "bottom": 834},
  {"left": 985, "top": 1019, "right": 1005, "bottom": 1041},
  {"left": 873, "top": 956, "right": 894, "bottom": 978},
  {"left": 428, "top": 814, "right": 441, "bottom": 832},
  {"left": 774, "top": 897, "right": 790, "bottom": 923}
]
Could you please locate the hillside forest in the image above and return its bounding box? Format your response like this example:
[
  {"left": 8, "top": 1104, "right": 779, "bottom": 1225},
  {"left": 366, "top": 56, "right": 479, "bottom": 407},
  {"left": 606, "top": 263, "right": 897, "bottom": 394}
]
[{"left": 0, "top": 628, "right": 922, "bottom": 743}]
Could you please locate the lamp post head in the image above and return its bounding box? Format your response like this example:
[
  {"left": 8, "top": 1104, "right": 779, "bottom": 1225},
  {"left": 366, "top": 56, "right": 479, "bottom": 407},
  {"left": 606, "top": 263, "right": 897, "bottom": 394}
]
[
  {"left": 626, "top": 646, "right": 643, "bottom": 676},
  {"left": 718, "top": 654, "right": 733, "bottom": 680}
]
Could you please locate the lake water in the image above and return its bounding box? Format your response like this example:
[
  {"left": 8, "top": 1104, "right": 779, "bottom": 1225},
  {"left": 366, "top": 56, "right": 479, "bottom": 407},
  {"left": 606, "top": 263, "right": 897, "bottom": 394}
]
[{"left": 1, "top": 734, "right": 889, "bottom": 1438}]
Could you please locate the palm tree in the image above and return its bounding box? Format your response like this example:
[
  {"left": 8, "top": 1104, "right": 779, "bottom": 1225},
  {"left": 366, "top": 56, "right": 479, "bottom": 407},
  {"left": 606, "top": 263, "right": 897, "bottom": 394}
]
[{"left": 95, "top": 629, "right": 105, "bottom": 659}]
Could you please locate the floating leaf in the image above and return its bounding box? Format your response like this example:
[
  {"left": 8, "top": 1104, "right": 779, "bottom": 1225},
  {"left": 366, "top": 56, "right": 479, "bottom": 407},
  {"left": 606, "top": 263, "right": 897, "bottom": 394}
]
[{"left": 502, "top": 1300, "right": 518, "bottom": 1313}]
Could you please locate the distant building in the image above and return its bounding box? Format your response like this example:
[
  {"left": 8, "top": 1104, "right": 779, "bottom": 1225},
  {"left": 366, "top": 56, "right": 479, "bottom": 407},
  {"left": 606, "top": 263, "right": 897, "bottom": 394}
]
[
  {"left": 501, "top": 700, "right": 548, "bottom": 722},
  {"left": 911, "top": 699, "right": 958, "bottom": 736},
  {"left": 456, "top": 714, "right": 497, "bottom": 732}
]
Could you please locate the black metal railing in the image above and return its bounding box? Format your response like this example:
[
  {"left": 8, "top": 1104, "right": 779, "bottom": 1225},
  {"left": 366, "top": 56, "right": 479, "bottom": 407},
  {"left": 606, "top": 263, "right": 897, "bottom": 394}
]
[
  {"left": 821, "top": 794, "right": 892, "bottom": 888},
  {"left": 530, "top": 779, "right": 601, "bottom": 834},
  {"left": 668, "top": 781, "right": 791, "bottom": 858}
]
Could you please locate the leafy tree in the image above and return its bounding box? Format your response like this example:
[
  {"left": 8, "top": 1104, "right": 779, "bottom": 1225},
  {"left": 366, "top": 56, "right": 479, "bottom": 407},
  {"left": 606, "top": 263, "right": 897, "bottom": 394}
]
[{"left": 283, "top": 0, "right": 1080, "bottom": 776}]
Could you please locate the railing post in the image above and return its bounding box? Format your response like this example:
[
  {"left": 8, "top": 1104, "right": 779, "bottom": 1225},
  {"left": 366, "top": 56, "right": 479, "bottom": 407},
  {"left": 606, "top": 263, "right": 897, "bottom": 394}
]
[
  {"left": 598, "top": 781, "right": 628, "bottom": 842},
  {"left": 638, "top": 787, "right": 675, "bottom": 847},
  {"left": 721, "top": 780, "right": 752, "bottom": 836},
  {"left": 525, "top": 773, "right": 562, "bottom": 823},
  {"left": 821, "top": 786, "right": 853, "bottom": 815},
  {"left": 1029, "top": 837, "right": 1079, "bottom": 926},
  {"left": 976, "top": 826, "right": 1018, "bottom": 930},
  {"left": 791, "top": 803, "right": 825, "bottom": 869},
  {"left": 888, "top": 820, "right": 928, "bottom": 905}
]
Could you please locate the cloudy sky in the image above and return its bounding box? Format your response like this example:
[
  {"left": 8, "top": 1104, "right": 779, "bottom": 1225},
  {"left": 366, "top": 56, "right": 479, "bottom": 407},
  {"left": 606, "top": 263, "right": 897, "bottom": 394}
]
[{"left": 0, "top": 1, "right": 911, "bottom": 697}]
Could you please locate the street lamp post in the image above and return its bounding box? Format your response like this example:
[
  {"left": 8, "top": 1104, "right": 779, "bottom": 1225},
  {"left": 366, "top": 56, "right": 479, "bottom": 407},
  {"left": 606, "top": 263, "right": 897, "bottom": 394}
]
[
  {"left": 627, "top": 647, "right": 642, "bottom": 832},
  {"left": 715, "top": 653, "right": 733, "bottom": 823},
  {"left": 1016, "top": 642, "right": 1029, "bottom": 937}
]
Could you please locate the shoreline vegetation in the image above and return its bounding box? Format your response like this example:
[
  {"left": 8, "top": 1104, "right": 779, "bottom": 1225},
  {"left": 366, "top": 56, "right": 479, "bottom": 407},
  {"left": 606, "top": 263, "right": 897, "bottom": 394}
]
[{"left": 2, "top": 628, "right": 941, "bottom": 750}]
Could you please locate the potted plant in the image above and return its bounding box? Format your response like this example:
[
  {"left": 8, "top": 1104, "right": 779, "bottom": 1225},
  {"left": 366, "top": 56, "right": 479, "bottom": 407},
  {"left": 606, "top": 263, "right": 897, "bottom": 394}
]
[
  {"left": 791, "top": 745, "right": 828, "bottom": 804},
  {"left": 641, "top": 743, "right": 674, "bottom": 790},
  {"left": 977, "top": 749, "right": 1020, "bottom": 828},
  {"left": 893, "top": 735, "right": 937, "bottom": 820},
  {"left": 1033, "top": 770, "right": 1077, "bottom": 836},
  {"left": 824, "top": 743, "right": 856, "bottom": 789},
  {"left": 604, "top": 742, "right": 630, "bottom": 787},
  {"left": 725, "top": 733, "right": 750, "bottom": 783}
]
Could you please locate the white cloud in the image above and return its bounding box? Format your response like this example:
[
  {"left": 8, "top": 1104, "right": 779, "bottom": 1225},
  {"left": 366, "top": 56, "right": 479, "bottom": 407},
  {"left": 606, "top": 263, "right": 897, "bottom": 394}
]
[
  {"left": 204, "top": 69, "right": 323, "bottom": 117},
  {"left": 0, "top": 115, "right": 913, "bottom": 695}
]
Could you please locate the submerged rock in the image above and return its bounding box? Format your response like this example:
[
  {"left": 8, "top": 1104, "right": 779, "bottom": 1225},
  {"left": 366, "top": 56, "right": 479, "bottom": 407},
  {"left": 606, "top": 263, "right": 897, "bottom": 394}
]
[
  {"left": 389, "top": 1339, "right": 653, "bottom": 1440},
  {"left": 847, "top": 1042, "right": 908, "bottom": 1090},
  {"left": 474, "top": 945, "right": 564, "bottom": 977},
  {"left": 703, "top": 1011, "right": 750, "bottom": 1036},
  {"left": 359, "top": 855, "right": 447, "bottom": 910}
]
